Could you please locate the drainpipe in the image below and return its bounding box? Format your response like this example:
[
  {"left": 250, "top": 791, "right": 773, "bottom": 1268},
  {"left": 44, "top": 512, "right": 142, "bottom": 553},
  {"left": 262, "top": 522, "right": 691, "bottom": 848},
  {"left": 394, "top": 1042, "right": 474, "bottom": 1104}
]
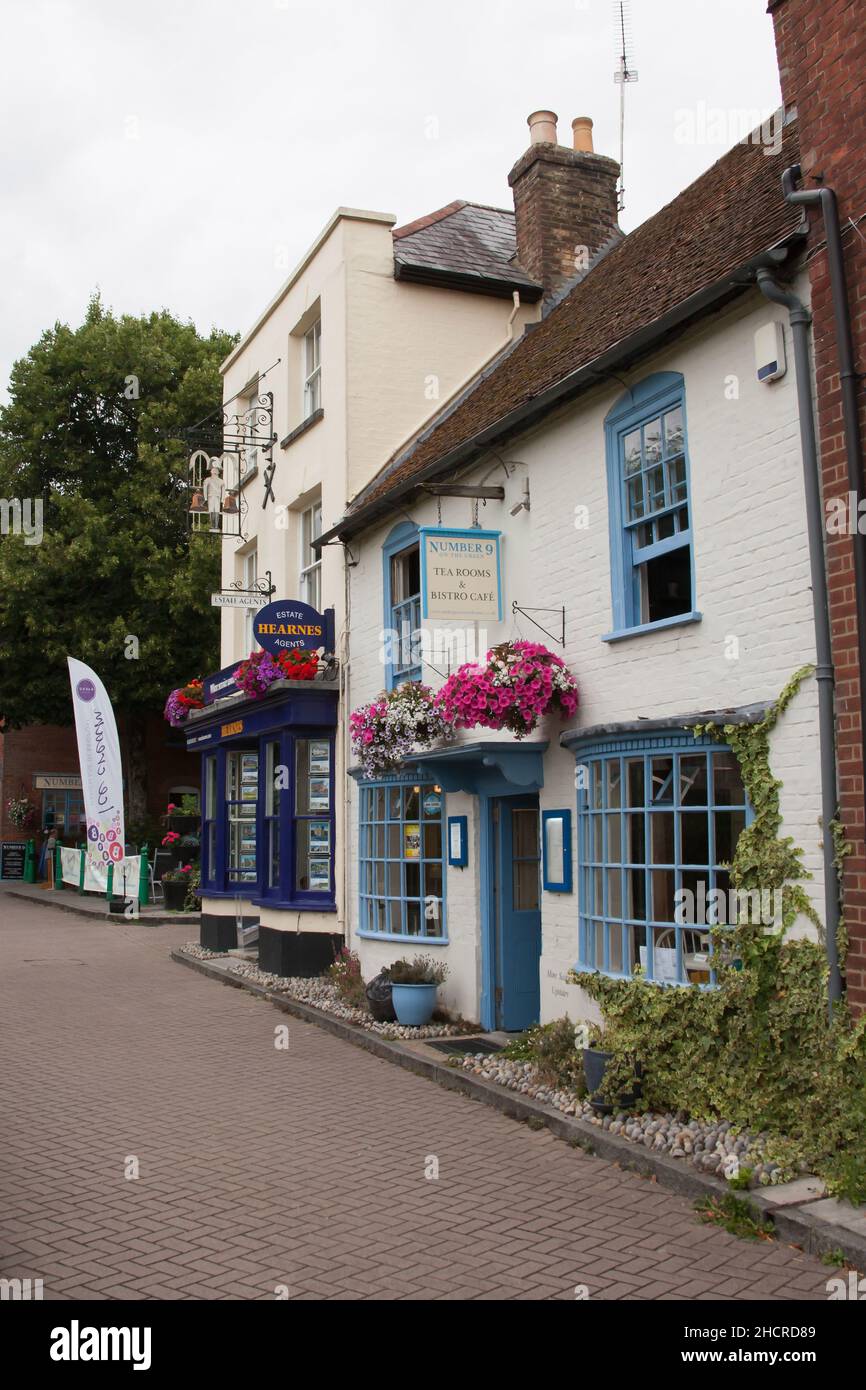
[
  {"left": 756, "top": 268, "right": 842, "bottom": 1014},
  {"left": 781, "top": 165, "right": 866, "bottom": 921}
]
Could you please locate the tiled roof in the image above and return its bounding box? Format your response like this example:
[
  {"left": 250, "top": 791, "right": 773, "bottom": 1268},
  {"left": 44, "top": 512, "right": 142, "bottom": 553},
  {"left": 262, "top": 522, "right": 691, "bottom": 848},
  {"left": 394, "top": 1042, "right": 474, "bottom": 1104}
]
[
  {"left": 337, "top": 122, "right": 803, "bottom": 531},
  {"left": 392, "top": 200, "right": 543, "bottom": 298}
]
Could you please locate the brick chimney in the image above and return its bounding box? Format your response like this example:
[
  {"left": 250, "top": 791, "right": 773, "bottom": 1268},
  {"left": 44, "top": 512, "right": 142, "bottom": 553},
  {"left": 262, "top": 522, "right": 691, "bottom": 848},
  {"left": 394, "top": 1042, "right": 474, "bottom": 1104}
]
[{"left": 508, "top": 110, "right": 621, "bottom": 297}]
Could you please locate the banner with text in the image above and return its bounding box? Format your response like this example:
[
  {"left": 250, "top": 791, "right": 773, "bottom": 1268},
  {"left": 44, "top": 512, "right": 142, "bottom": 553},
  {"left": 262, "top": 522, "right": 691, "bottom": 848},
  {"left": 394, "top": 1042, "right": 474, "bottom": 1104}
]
[{"left": 67, "top": 657, "right": 125, "bottom": 868}]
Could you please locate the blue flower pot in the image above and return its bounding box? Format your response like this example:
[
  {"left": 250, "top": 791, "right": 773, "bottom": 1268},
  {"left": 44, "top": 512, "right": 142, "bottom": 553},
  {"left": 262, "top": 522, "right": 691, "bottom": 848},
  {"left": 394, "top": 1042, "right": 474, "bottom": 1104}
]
[{"left": 391, "top": 982, "right": 438, "bottom": 1027}]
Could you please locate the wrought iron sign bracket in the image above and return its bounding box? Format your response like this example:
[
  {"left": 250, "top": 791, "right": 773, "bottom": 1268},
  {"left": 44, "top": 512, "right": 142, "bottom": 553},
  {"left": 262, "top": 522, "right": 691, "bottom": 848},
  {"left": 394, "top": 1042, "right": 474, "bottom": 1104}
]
[
  {"left": 216, "top": 569, "right": 276, "bottom": 601},
  {"left": 512, "top": 602, "right": 565, "bottom": 647}
]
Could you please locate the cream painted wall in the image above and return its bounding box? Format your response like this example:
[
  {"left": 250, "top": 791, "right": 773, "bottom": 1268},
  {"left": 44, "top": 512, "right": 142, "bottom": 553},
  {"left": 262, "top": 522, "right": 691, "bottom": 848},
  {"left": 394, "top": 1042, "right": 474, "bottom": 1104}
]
[
  {"left": 345, "top": 281, "right": 824, "bottom": 1024},
  {"left": 203, "top": 208, "right": 540, "bottom": 941}
]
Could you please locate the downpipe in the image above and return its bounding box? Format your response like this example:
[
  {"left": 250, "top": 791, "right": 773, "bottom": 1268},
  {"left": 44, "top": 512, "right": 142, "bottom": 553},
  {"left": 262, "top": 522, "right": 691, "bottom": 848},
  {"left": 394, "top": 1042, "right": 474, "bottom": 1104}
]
[{"left": 756, "top": 268, "right": 842, "bottom": 1014}]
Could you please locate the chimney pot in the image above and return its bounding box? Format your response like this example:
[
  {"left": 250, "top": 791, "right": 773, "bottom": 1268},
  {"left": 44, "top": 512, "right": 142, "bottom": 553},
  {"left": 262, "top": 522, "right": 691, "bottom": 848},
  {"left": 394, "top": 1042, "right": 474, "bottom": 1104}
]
[
  {"left": 527, "top": 110, "right": 558, "bottom": 146},
  {"left": 571, "top": 116, "right": 594, "bottom": 153}
]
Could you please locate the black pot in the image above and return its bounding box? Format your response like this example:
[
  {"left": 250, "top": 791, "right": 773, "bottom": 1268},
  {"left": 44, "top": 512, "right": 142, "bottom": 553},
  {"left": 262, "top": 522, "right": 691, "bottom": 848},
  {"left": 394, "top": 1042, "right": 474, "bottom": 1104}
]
[
  {"left": 582, "top": 1046, "right": 642, "bottom": 1115},
  {"left": 162, "top": 878, "right": 190, "bottom": 911},
  {"left": 365, "top": 973, "right": 396, "bottom": 1023},
  {"left": 108, "top": 897, "right": 127, "bottom": 915}
]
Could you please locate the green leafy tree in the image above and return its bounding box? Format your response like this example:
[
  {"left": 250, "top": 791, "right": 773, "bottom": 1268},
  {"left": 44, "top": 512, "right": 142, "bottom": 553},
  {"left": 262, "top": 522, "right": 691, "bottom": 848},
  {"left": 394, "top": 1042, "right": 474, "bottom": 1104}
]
[{"left": 0, "top": 294, "right": 237, "bottom": 820}]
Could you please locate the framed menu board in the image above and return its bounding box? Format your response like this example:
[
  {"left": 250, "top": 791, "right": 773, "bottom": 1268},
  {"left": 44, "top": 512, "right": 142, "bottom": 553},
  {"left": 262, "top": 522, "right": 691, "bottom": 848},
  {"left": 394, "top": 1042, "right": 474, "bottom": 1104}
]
[{"left": 0, "top": 841, "right": 27, "bottom": 880}]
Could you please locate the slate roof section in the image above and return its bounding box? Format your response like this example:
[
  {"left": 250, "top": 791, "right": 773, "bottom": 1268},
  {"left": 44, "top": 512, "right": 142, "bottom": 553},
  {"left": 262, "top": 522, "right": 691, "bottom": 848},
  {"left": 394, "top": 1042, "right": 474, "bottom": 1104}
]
[
  {"left": 392, "top": 201, "right": 543, "bottom": 300},
  {"left": 329, "top": 121, "right": 804, "bottom": 536}
]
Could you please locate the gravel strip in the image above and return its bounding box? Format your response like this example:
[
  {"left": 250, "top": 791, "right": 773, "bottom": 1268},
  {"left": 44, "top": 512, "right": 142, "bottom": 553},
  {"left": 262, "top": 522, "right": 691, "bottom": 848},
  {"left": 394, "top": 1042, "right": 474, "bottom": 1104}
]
[{"left": 458, "top": 1053, "right": 792, "bottom": 1187}]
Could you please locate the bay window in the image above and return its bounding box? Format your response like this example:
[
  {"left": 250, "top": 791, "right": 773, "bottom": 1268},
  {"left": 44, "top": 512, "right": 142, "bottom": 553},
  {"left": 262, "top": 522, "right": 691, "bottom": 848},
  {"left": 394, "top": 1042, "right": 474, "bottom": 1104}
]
[{"left": 358, "top": 778, "right": 446, "bottom": 940}]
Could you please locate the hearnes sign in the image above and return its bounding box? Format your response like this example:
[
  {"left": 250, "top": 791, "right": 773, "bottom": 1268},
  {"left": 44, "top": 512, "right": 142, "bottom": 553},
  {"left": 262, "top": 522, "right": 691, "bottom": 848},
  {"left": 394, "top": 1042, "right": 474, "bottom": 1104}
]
[
  {"left": 419, "top": 527, "right": 502, "bottom": 621},
  {"left": 252, "top": 600, "right": 335, "bottom": 656}
]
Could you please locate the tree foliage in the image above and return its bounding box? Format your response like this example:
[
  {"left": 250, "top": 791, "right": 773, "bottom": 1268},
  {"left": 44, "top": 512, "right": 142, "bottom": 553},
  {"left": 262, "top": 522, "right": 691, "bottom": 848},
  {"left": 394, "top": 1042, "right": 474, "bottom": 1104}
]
[{"left": 0, "top": 294, "right": 236, "bottom": 728}]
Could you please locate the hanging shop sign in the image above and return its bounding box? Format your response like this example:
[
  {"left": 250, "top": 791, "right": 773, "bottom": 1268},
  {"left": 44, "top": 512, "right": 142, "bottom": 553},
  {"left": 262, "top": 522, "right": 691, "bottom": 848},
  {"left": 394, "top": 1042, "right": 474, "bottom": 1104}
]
[
  {"left": 67, "top": 657, "right": 125, "bottom": 866},
  {"left": 210, "top": 592, "right": 262, "bottom": 609},
  {"left": 419, "top": 528, "right": 502, "bottom": 622},
  {"left": 253, "top": 600, "right": 335, "bottom": 656}
]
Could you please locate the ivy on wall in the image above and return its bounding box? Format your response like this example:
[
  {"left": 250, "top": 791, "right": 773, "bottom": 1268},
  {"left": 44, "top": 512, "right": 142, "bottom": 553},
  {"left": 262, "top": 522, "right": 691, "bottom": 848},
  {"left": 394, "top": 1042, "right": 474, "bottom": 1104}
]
[{"left": 569, "top": 666, "right": 866, "bottom": 1201}]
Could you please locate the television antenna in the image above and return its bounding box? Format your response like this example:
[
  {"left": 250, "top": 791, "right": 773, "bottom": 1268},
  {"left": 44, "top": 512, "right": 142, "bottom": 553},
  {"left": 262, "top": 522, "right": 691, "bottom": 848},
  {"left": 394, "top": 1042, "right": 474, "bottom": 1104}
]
[{"left": 613, "top": 0, "right": 639, "bottom": 211}]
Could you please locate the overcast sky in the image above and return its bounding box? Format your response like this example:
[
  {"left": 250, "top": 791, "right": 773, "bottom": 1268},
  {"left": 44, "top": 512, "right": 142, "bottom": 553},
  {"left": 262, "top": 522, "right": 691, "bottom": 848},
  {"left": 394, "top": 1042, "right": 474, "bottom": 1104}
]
[{"left": 0, "top": 0, "right": 782, "bottom": 398}]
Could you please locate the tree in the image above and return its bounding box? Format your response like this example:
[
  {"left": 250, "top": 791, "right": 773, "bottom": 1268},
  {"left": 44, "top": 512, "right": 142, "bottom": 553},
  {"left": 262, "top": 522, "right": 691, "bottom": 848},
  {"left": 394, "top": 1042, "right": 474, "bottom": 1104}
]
[{"left": 0, "top": 294, "right": 237, "bottom": 821}]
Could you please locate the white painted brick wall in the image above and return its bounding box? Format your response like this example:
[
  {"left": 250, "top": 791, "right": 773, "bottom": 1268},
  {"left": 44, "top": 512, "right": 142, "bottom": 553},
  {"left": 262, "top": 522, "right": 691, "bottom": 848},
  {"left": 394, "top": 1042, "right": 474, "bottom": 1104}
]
[{"left": 347, "top": 284, "right": 825, "bottom": 1025}]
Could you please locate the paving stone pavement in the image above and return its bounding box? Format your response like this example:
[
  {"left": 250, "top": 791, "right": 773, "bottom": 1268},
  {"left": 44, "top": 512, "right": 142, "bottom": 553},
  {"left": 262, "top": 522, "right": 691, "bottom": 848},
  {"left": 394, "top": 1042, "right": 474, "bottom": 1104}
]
[{"left": 0, "top": 894, "right": 833, "bottom": 1301}]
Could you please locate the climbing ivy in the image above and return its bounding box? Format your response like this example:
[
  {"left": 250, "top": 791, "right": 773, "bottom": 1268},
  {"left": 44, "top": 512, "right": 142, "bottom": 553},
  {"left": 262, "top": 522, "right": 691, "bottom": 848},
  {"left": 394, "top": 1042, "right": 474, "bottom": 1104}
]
[{"left": 569, "top": 666, "right": 866, "bottom": 1201}]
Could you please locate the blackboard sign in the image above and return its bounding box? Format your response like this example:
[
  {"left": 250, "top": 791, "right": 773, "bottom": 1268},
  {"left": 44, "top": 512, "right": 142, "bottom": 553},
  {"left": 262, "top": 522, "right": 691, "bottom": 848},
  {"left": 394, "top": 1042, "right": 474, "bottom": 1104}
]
[{"left": 0, "top": 841, "right": 28, "bottom": 880}]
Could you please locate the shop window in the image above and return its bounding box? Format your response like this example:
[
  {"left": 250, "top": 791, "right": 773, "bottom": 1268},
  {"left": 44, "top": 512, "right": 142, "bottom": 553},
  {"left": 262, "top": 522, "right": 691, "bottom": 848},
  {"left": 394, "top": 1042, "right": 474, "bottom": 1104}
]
[
  {"left": 203, "top": 756, "right": 217, "bottom": 885},
  {"left": 294, "top": 738, "right": 332, "bottom": 894},
  {"left": 605, "top": 373, "right": 696, "bottom": 635},
  {"left": 382, "top": 521, "right": 422, "bottom": 688},
  {"left": 358, "top": 780, "right": 445, "bottom": 939},
  {"left": 575, "top": 739, "right": 750, "bottom": 985},
  {"left": 41, "top": 790, "right": 86, "bottom": 836},
  {"left": 226, "top": 750, "right": 258, "bottom": 885}
]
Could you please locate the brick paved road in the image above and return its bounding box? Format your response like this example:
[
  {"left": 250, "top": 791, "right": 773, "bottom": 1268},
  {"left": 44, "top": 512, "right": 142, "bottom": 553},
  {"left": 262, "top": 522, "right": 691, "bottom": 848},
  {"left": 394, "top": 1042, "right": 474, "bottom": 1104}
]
[{"left": 0, "top": 895, "right": 831, "bottom": 1300}]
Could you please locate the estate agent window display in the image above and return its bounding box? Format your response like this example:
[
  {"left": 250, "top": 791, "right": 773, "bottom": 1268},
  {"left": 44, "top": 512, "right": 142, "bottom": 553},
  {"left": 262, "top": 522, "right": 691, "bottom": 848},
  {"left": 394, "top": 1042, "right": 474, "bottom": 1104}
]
[{"left": 201, "top": 731, "right": 336, "bottom": 909}]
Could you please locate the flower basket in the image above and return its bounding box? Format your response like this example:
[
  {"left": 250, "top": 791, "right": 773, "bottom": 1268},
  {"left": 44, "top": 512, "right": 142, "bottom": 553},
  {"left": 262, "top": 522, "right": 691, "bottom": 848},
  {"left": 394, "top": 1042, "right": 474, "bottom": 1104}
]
[
  {"left": 164, "top": 679, "right": 205, "bottom": 728},
  {"left": 233, "top": 648, "right": 319, "bottom": 700},
  {"left": 436, "top": 640, "right": 578, "bottom": 739},
  {"left": 350, "top": 682, "right": 452, "bottom": 778},
  {"left": 6, "top": 796, "right": 37, "bottom": 830}
]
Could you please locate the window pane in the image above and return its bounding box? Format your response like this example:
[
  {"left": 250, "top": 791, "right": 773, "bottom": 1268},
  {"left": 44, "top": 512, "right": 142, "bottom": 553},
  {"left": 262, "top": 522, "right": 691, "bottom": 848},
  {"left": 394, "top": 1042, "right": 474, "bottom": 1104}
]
[
  {"left": 388, "top": 786, "right": 401, "bottom": 819},
  {"left": 713, "top": 753, "right": 745, "bottom": 806},
  {"left": 606, "top": 760, "right": 622, "bottom": 808},
  {"left": 512, "top": 808, "right": 538, "bottom": 859},
  {"left": 664, "top": 406, "right": 684, "bottom": 453},
  {"left": 651, "top": 758, "right": 674, "bottom": 804},
  {"left": 626, "top": 758, "right": 644, "bottom": 807},
  {"left": 406, "top": 861, "right": 420, "bottom": 898},
  {"left": 514, "top": 859, "right": 540, "bottom": 911},
  {"left": 404, "top": 785, "right": 420, "bottom": 820},
  {"left": 607, "top": 869, "right": 622, "bottom": 918},
  {"left": 644, "top": 417, "right": 662, "bottom": 463},
  {"left": 627, "top": 476, "right": 644, "bottom": 519},
  {"left": 387, "top": 823, "right": 401, "bottom": 857},
  {"left": 605, "top": 813, "right": 622, "bottom": 863},
  {"left": 591, "top": 815, "right": 603, "bottom": 861},
  {"left": 640, "top": 544, "right": 691, "bottom": 624},
  {"left": 626, "top": 869, "right": 646, "bottom": 921},
  {"left": 651, "top": 869, "right": 675, "bottom": 921},
  {"left": 681, "top": 812, "right": 709, "bottom": 865},
  {"left": 679, "top": 756, "right": 708, "bottom": 805},
  {"left": 623, "top": 429, "right": 641, "bottom": 475},
  {"left": 650, "top": 811, "right": 675, "bottom": 864},
  {"left": 715, "top": 808, "right": 745, "bottom": 863},
  {"left": 387, "top": 861, "right": 401, "bottom": 896},
  {"left": 626, "top": 812, "right": 645, "bottom": 864},
  {"left": 423, "top": 823, "right": 442, "bottom": 859}
]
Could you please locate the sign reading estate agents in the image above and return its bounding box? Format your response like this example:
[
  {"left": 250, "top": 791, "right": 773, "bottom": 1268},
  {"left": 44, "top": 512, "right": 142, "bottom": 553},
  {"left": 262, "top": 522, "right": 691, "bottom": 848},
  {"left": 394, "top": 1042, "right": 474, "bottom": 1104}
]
[
  {"left": 420, "top": 528, "right": 502, "bottom": 621},
  {"left": 252, "top": 600, "right": 335, "bottom": 656}
]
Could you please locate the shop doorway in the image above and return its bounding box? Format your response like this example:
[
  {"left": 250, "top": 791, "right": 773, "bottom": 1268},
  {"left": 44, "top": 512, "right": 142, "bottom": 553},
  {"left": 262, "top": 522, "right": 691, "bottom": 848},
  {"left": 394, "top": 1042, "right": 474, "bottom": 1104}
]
[{"left": 491, "top": 794, "right": 541, "bottom": 1031}]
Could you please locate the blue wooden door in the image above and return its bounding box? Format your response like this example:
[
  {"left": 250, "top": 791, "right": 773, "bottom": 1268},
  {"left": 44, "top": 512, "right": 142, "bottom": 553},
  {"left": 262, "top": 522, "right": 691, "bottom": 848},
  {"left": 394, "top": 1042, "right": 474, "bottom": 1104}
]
[{"left": 494, "top": 795, "right": 542, "bottom": 1031}]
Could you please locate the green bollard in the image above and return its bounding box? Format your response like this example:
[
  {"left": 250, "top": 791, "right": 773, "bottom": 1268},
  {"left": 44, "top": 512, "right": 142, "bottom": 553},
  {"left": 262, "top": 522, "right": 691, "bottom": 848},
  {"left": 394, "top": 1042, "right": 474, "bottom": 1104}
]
[
  {"left": 139, "top": 845, "right": 150, "bottom": 907},
  {"left": 54, "top": 843, "right": 63, "bottom": 891},
  {"left": 23, "top": 838, "right": 36, "bottom": 884},
  {"left": 78, "top": 849, "right": 86, "bottom": 895}
]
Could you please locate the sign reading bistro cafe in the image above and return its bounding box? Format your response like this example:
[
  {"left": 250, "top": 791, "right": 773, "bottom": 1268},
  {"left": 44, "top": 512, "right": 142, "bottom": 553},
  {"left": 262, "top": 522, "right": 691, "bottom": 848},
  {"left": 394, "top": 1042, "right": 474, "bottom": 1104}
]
[{"left": 419, "top": 527, "right": 502, "bottom": 622}]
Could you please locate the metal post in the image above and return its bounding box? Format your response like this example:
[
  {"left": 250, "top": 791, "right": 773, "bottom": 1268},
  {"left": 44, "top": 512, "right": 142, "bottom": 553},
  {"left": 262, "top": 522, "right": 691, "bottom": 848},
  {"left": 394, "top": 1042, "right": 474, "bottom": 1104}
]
[
  {"left": 139, "top": 845, "right": 149, "bottom": 907},
  {"left": 23, "top": 838, "right": 36, "bottom": 884},
  {"left": 54, "top": 843, "right": 63, "bottom": 891},
  {"left": 77, "top": 849, "right": 85, "bottom": 895}
]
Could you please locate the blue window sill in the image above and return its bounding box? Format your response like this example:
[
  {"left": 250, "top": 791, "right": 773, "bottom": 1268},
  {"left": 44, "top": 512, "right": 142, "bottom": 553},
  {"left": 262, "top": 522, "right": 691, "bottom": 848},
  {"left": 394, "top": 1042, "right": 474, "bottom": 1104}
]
[
  {"left": 356, "top": 930, "right": 449, "bottom": 945},
  {"left": 250, "top": 897, "right": 336, "bottom": 912},
  {"left": 601, "top": 610, "right": 702, "bottom": 644}
]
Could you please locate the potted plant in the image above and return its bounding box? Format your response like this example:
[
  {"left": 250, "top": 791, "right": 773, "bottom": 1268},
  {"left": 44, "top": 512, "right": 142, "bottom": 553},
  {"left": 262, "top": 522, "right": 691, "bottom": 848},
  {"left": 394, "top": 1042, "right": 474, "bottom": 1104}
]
[
  {"left": 578, "top": 1023, "right": 642, "bottom": 1115},
  {"left": 162, "top": 796, "right": 200, "bottom": 834},
  {"left": 161, "top": 863, "right": 194, "bottom": 910},
  {"left": 163, "top": 680, "right": 205, "bottom": 728},
  {"left": 387, "top": 955, "right": 449, "bottom": 1027}
]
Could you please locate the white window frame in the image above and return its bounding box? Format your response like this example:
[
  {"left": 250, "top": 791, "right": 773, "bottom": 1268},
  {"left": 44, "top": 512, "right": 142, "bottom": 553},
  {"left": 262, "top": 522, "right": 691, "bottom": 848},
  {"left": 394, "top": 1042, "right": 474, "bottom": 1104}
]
[
  {"left": 299, "top": 503, "right": 322, "bottom": 610},
  {"left": 303, "top": 320, "right": 321, "bottom": 418}
]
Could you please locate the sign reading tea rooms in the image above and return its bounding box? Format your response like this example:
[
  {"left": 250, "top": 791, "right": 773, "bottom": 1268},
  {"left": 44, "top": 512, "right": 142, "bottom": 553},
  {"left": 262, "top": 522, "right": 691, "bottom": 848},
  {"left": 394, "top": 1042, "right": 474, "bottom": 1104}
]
[{"left": 420, "top": 528, "right": 502, "bottom": 621}]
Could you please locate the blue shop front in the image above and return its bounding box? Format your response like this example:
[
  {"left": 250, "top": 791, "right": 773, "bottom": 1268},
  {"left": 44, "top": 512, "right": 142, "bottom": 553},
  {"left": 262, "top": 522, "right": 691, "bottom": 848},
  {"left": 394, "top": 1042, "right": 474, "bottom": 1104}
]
[{"left": 184, "top": 632, "right": 341, "bottom": 977}]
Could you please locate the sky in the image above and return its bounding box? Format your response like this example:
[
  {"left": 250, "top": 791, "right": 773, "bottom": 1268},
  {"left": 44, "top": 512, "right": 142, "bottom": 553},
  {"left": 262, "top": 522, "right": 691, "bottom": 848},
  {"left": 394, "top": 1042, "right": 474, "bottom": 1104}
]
[{"left": 0, "top": 0, "right": 783, "bottom": 397}]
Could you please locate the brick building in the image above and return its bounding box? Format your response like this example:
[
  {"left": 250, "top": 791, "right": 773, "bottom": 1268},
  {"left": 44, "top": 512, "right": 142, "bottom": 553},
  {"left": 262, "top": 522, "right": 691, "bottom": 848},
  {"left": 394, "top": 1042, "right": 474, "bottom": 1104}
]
[
  {"left": 769, "top": 0, "right": 866, "bottom": 1009},
  {"left": 0, "top": 718, "right": 197, "bottom": 849}
]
